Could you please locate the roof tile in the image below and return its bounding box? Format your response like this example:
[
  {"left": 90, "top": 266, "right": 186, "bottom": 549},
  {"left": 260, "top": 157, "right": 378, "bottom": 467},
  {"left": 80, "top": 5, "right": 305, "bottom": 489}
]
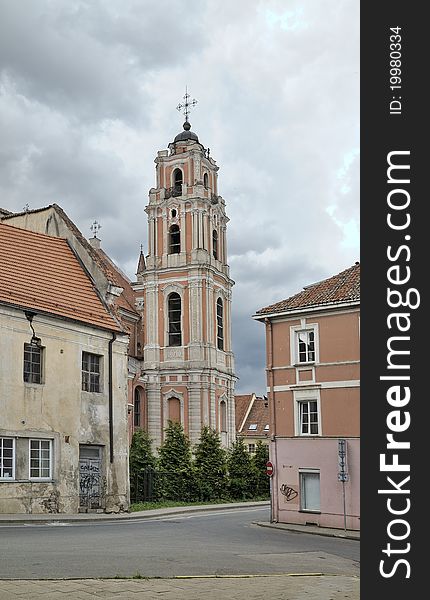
[
  {"left": 0, "top": 223, "right": 121, "bottom": 331},
  {"left": 256, "top": 263, "right": 360, "bottom": 316}
]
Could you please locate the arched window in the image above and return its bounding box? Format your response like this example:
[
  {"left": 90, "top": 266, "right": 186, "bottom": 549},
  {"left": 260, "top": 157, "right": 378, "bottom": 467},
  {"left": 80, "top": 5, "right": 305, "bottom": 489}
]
[
  {"left": 212, "top": 230, "right": 218, "bottom": 260},
  {"left": 169, "top": 224, "right": 180, "bottom": 254},
  {"left": 134, "top": 388, "right": 141, "bottom": 428},
  {"left": 168, "top": 293, "right": 182, "bottom": 346},
  {"left": 203, "top": 172, "right": 209, "bottom": 188},
  {"left": 173, "top": 168, "right": 183, "bottom": 196},
  {"left": 216, "top": 298, "right": 224, "bottom": 351},
  {"left": 168, "top": 397, "right": 181, "bottom": 423},
  {"left": 220, "top": 400, "right": 227, "bottom": 432}
]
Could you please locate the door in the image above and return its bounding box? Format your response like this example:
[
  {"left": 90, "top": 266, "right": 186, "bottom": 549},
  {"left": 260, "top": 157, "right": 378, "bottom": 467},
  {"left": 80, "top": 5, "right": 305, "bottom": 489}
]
[{"left": 79, "top": 445, "right": 103, "bottom": 511}]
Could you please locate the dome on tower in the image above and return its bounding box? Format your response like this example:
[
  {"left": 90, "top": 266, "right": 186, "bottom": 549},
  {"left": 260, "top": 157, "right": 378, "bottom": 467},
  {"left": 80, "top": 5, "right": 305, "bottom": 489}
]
[{"left": 174, "top": 121, "right": 199, "bottom": 143}]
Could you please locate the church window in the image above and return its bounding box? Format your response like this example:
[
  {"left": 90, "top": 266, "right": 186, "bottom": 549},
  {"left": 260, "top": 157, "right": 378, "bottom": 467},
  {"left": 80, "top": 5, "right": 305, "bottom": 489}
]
[
  {"left": 216, "top": 298, "right": 224, "bottom": 350},
  {"left": 203, "top": 173, "right": 209, "bottom": 188},
  {"left": 173, "top": 168, "right": 183, "bottom": 196},
  {"left": 168, "top": 397, "right": 181, "bottom": 423},
  {"left": 169, "top": 224, "right": 180, "bottom": 254},
  {"left": 220, "top": 400, "right": 227, "bottom": 432},
  {"left": 171, "top": 208, "right": 177, "bottom": 218},
  {"left": 212, "top": 230, "right": 218, "bottom": 260},
  {"left": 168, "top": 293, "right": 182, "bottom": 346},
  {"left": 134, "top": 388, "right": 141, "bottom": 428}
]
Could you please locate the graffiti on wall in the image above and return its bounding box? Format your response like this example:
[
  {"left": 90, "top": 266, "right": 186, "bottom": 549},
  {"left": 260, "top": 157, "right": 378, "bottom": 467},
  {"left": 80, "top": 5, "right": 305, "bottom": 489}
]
[{"left": 280, "top": 483, "right": 298, "bottom": 502}]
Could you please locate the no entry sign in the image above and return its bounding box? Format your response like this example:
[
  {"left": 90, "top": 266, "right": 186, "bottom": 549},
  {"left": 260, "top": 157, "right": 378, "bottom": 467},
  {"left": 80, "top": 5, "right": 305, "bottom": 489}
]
[{"left": 266, "top": 461, "right": 274, "bottom": 477}]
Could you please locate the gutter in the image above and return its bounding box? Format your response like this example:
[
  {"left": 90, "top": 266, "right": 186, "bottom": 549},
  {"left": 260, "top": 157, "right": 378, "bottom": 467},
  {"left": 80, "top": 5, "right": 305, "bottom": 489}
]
[
  {"left": 253, "top": 300, "right": 360, "bottom": 321},
  {"left": 108, "top": 332, "right": 117, "bottom": 463},
  {"left": 265, "top": 318, "right": 278, "bottom": 523}
]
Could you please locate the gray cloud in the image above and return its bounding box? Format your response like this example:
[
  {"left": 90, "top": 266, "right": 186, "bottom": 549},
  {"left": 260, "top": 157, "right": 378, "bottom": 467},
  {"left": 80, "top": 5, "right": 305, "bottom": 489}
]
[{"left": 0, "top": 0, "right": 359, "bottom": 394}]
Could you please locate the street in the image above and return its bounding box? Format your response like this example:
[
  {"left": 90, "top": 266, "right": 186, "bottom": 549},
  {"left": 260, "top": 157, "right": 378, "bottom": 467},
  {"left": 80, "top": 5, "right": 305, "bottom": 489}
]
[{"left": 0, "top": 507, "right": 359, "bottom": 579}]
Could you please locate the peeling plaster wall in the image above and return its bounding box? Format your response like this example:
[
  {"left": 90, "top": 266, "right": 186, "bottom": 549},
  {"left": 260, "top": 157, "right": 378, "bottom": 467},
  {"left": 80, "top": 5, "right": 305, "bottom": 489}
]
[{"left": 0, "top": 306, "right": 129, "bottom": 514}]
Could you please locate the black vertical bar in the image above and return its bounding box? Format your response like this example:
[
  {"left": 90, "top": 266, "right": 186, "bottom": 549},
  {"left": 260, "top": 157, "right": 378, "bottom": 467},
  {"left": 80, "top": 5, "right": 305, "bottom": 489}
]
[{"left": 361, "top": 2, "right": 425, "bottom": 596}]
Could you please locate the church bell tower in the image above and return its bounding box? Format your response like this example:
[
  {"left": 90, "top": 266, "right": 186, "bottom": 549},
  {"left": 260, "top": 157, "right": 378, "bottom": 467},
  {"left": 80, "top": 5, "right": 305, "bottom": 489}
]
[{"left": 135, "top": 91, "right": 236, "bottom": 448}]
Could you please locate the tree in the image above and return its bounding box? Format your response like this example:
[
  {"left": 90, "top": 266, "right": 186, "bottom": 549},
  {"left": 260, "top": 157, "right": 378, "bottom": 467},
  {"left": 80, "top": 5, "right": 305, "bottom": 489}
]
[
  {"left": 253, "top": 440, "right": 270, "bottom": 498},
  {"left": 227, "top": 438, "right": 257, "bottom": 500},
  {"left": 129, "top": 429, "right": 157, "bottom": 502},
  {"left": 157, "top": 421, "right": 196, "bottom": 501},
  {"left": 194, "top": 426, "right": 228, "bottom": 500}
]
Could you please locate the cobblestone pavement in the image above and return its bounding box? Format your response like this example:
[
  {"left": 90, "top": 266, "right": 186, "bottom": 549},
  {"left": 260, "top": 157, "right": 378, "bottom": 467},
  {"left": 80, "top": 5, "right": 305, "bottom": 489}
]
[{"left": 0, "top": 575, "right": 359, "bottom": 599}]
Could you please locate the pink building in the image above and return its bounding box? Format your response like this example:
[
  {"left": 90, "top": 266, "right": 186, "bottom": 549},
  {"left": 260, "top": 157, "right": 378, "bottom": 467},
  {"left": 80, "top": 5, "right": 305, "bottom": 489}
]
[{"left": 254, "top": 264, "right": 360, "bottom": 530}]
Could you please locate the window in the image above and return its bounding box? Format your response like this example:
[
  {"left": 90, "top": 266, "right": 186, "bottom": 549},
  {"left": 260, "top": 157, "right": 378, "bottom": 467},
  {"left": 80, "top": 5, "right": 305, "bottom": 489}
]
[
  {"left": 134, "top": 388, "right": 141, "bottom": 428},
  {"left": 29, "top": 439, "right": 52, "bottom": 480},
  {"left": 168, "top": 397, "right": 181, "bottom": 423},
  {"left": 23, "top": 343, "right": 43, "bottom": 384},
  {"left": 298, "top": 400, "right": 319, "bottom": 435},
  {"left": 0, "top": 438, "right": 15, "bottom": 480},
  {"left": 203, "top": 173, "right": 209, "bottom": 188},
  {"left": 300, "top": 471, "right": 320, "bottom": 512},
  {"left": 297, "top": 330, "right": 315, "bottom": 363},
  {"left": 220, "top": 400, "right": 227, "bottom": 432},
  {"left": 216, "top": 298, "right": 224, "bottom": 350},
  {"left": 169, "top": 224, "right": 181, "bottom": 254},
  {"left": 173, "top": 168, "right": 183, "bottom": 196},
  {"left": 264, "top": 424, "right": 270, "bottom": 431},
  {"left": 212, "top": 230, "right": 218, "bottom": 260},
  {"left": 248, "top": 444, "right": 256, "bottom": 454},
  {"left": 82, "top": 352, "right": 101, "bottom": 393},
  {"left": 248, "top": 423, "right": 257, "bottom": 431},
  {"left": 168, "top": 293, "right": 182, "bottom": 346}
]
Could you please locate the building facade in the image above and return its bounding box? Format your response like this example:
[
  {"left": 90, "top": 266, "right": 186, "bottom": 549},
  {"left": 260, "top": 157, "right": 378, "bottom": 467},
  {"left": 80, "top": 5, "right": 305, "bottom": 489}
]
[
  {"left": 254, "top": 264, "right": 360, "bottom": 530},
  {"left": 0, "top": 223, "right": 130, "bottom": 514},
  {"left": 134, "top": 119, "right": 236, "bottom": 448}
]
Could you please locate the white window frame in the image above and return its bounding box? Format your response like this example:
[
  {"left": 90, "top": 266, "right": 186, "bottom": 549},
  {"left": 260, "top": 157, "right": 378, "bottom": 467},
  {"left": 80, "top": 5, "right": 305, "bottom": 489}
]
[
  {"left": 29, "top": 439, "right": 52, "bottom": 481},
  {"left": 293, "top": 388, "right": 321, "bottom": 436},
  {"left": 0, "top": 437, "right": 15, "bottom": 480},
  {"left": 299, "top": 469, "right": 321, "bottom": 512},
  {"left": 290, "top": 323, "right": 319, "bottom": 366},
  {"left": 248, "top": 443, "right": 256, "bottom": 454},
  {"left": 248, "top": 423, "right": 258, "bottom": 431}
]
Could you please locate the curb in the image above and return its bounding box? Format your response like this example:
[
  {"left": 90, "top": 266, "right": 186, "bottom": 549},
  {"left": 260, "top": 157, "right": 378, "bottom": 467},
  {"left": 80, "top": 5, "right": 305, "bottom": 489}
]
[
  {"left": 0, "top": 501, "right": 270, "bottom": 525},
  {"left": 254, "top": 521, "right": 360, "bottom": 541}
]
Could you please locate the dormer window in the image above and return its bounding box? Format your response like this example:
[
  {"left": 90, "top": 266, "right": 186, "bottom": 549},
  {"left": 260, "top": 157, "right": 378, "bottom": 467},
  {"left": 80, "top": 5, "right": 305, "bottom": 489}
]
[
  {"left": 173, "top": 168, "right": 183, "bottom": 196},
  {"left": 248, "top": 424, "right": 257, "bottom": 431},
  {"left": 169, "top": 224, "right": 180, "bottom": 254}
]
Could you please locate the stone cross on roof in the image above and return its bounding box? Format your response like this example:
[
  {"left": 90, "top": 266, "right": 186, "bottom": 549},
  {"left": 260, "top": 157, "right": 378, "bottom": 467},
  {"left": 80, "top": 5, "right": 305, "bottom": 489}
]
[{"left": 90, "top": 220, "right": 101, "bottom": 238}]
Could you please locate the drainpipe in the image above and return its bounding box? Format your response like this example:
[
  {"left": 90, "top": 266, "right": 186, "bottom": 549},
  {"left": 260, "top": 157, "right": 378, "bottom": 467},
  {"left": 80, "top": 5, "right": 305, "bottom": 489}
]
[
  {"left": 108, "top": 332, "right": 117, "bottom": 463},
  {"left": 265, "top": 318, "right": 278, "bottom": 523}
]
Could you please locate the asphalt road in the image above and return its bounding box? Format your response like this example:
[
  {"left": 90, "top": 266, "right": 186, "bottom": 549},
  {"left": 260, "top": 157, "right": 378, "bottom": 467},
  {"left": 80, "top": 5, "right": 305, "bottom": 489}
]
[{"left": 0, "top": 507, "right": 360, "bottom": 579}]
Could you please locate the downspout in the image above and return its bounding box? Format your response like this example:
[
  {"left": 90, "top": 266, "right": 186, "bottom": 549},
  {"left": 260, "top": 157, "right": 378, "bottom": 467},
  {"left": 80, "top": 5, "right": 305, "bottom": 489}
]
[
  {"left": 265, "top": 318, "right": 278, "bottom": 523},
  {"left": 109, "top": 332, "right": 117, "bottom": 463}
]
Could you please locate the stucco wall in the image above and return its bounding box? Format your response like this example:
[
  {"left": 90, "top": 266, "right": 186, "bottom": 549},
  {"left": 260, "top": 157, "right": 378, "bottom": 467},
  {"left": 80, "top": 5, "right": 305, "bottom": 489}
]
[
  {"left": 272, "top": 437, "right": 360, "bottom": 530},
  {"left": 0, "top": 306, "right": 129, "bottom": 514}
]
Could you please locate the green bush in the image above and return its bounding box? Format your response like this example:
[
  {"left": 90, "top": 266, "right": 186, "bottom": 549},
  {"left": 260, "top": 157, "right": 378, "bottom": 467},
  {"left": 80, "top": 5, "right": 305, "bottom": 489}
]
[{"left": 194, "top": 426, "right": 228, "bottom": 500}]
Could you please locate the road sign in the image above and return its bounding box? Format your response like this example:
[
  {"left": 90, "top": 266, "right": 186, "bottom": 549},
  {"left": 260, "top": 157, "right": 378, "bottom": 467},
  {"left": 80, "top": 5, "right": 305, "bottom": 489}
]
[
  {"left": 266, "top": 461, "right": 274, "bottom": 477},
  {"left": 338, "top": 439, "right": 349, "bottom": 482}
]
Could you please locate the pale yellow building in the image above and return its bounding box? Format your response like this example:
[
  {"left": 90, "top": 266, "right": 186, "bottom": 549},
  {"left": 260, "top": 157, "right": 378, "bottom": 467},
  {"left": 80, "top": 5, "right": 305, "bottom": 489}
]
[{"left": 0, "top": 223, "right": 130, "bottom": 514}]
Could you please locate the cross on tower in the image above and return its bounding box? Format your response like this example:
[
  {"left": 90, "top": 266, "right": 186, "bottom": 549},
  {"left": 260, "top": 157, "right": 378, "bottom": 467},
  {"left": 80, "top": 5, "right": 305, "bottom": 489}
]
[
  {"left": 176, "top": 87, "right": 197, "bottom": 122},
  {"left": 90, "top": 220, "right": 102, "bottom": 238}
]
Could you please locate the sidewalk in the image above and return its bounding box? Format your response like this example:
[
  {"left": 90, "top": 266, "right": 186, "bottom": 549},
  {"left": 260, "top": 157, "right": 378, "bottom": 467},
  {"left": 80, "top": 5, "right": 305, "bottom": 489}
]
[
  {"left": 254, "top": 520, "right": 360, "bottom": 541},
  {"left": 0, "top": 575, "right": 360, "bottom": 599},
  {"left": 0, "top": 501, "right": 269, "bottom": 524}
]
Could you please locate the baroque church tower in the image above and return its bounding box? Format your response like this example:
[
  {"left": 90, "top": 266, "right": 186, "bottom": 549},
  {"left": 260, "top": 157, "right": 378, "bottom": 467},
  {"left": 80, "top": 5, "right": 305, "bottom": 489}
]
[{"left": 135, "top": 93, "right": 236, "bottom": 448}]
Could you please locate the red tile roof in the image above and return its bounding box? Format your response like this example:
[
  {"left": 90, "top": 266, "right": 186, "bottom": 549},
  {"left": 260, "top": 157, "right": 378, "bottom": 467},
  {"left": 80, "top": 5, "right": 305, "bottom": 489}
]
[
  {"left": 93, "top": 247, "right": 138, "bottom": 315},
  {"left": 0, "top": 222, "right": 122, "bottom": 331},
  {"left": 256, "top": 263, "right": 360, "bottom": 316},
  {"left": 235, "top": 394, "right": 270, "bottom": 437}
]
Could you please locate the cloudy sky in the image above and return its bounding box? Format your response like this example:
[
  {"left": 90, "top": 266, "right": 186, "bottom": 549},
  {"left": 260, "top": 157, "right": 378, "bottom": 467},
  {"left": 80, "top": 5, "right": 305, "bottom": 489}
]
[{"left": 0, "top": 0, "right": 359, "bottom": 394}]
